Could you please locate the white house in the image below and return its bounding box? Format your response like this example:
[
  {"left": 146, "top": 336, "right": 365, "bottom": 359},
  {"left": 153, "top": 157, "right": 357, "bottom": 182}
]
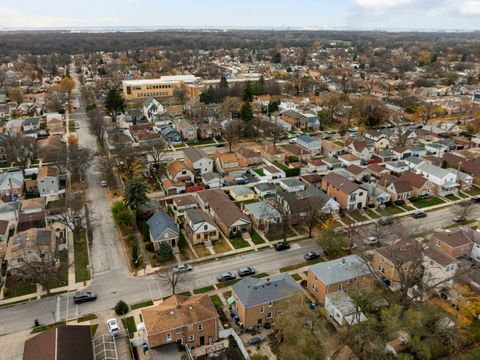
[
  {"left": 325, "top": 291, "right": 367, "bottom": 326},
  {"left": 201, "top": 172, "right": 224, "bottom": 188},
  {"left": 471, "top": 233, "right": 480, "bottom": 262},
  {"left": 385, "top": 161, "right": 410, "bottom": 175},
  {"left": 416, "top": 163, "right": 459, "bottom": 196},
  {"left": 143, "top": 97, "right": 165, "bottom": 122},
  {"left": 37, "top": 166, "right": 62, "bottom": 197},
  {"left": 263, "top": 165, "right": 286, "bottom": 180},
  {"left": 306, "top": 159, "right": 328, "bottom": 174},
  {"left": 183, "top": 147, "right": 213, "bottom": 177},
  {"left": 422, "top": 247, "right": 459, "bottom": 289}
]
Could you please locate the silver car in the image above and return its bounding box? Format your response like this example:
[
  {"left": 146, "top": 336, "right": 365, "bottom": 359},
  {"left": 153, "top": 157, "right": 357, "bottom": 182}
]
[{"left": 106, "top": 318, "right": 121, "bottom": 337}]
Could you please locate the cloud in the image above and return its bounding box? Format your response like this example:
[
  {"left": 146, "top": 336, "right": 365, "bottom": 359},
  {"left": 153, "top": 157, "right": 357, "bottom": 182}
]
[
  {"left": 458, "top": 0, "right": 480, "bottom": 15},
  {"left": 355, "top": 0, "right": 413, "bottom": 9},
  {"left": 0, "top": 7, "right": 84, "bottom": 28}
]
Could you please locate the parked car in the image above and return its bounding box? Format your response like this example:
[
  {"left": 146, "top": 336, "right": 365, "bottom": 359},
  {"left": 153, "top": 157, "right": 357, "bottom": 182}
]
[
  {"left": 288, "top": 137, "right": 297, "bottom": 144},
  {"left": 173, "top": 264, "right": 193, "bottom": 273},
  {"left": 379, "top": 217, "right": 394, "bottom": 226},
  {"left": 363, "top": 236, "right": 379, "bottom": 246},
  {"left": 73, "top": 291, "right": 97, "bottom": 304},
  {"left": 106, "top": 318, "right": 121, "bottom": 337},
  {"left": 238, "top": 267, "right": 256, "bottom": 277},
  {"left": 217, "top": 272, "right": 236, "bottom": 282},
  {"left": 100, "top": 180, "right": 107, "bottom": 187},
  {"left": 411, "top": 210, "right": 427, "bottom": 219},
  {"left": 304, "top": 251, "right": 320, "bottom": 261},
  {"left": 275, "top": 242, "right": 291, "bottom": 251},
  {"left": 417, "top": 193, "right": 431, "bottom": 200},
  {"left": 215, "top": 143, "right": 226, "bottom": 148},
  {"left": 453, "top": 215, "right": 465, "bottom": 223},
  {"left": 473, "top": 196, "right": 480, "bottom": 203}
]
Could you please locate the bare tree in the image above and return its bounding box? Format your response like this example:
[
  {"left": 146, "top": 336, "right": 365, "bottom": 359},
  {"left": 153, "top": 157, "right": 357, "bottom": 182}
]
[
  {"left": 45, "top": 86, "right": 67, "bottom": 113},
  {"left": 223, "top": 120, "right": 241, "bottom": 153},
  {"left": 54, "top": 192, "right": 88, "bottom": 242},
  {"left": 3, "top": 133, "right": 36, "bottom": 177},
  {"left": 451, "top": 199, "right": 474, "bottom": 221},
  {"left": 155, "top": 265, "right": 186, "bottom": 295},
  {"left": 263, "top": 120, "right": 285, "bottom": 147},
  {"left": 268, "top": 194, "right": 293, "bottom": 244},
  {"left": 147, "top": 139, "right": 167, "bottom": 179},
  {"left": 66, "top": 144, "right": 93, "bottom": 179},
  {"left": 98, "top": 156, "right": 117, "bottom": 189},
  {"left": 321, "top": 92, "right": 342, "bottom": 124},
  {"left": 416, "top": 102, "right": 442, "bottom": 126},
  {"left": 86, "top": 107, "right": 106, "bottom": 140},
  {"left": 116, "top": 145, "right": 143, "bottom": 180}
]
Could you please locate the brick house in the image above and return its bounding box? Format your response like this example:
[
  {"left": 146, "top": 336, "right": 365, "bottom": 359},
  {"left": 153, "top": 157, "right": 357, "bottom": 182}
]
[
  {"left": 184, "top": 208, "right": 219, "bottom": 245},
  {"left": 231, "top": 273, "right": 302, "bottom": 328},
  {"left": 142, "top": 294, "right": 219, "bottom": 349},
  {"left": 321, "top": 172, "right": 367, "bottom": 210},
  {"left": 307, "top": 255, "right": 371, "bottom": 304},
  {"left": 430, "top": 228, "right": 475, "bottom": 259}
]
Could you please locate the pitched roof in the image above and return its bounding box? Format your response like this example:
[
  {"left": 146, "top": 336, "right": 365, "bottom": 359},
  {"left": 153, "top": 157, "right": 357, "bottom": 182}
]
[
  {"left": 37, "top": 166, "right": 58, "bottom": 178},
  {"left": 433, "top": 228, "right": 475, "bottom": 249},
  {"left": 345, "top": 164, "right": 366, "bottom": 176},
  {"left": 197, "top": 189, "right": 250, "bottom": 227},
  {"left": 184, "top": 147, "right": 209, "bottom": 163},
  {"left": 376, "top": 239, "right": 418, "bottom": 264},
  {"left": 309, "top": 255, "right": 370, "bottom": 285},
  {"left": 392, "top": 180, "right": 413, "bottom": 194},
  {"left": 425, "top": 247, "right": 458, "bottom": 267},
  {"left": 23, "top": 325, "right": 94, "bottom": 360},
  {"left": 172, "top": 195, "right": 197, "bottom": 207},
  {"left": 398, "top": 172, "right": 428, "bottom": 189},
  {"left": 322, "top": 172, "right": 360, "bottom": 194},
  {"left": 185, "top": 208, "right": 216, "bottom": 227},
  {"left": 142, "top": 295, "right": 219, "bottom": 335},
  {"left": 244, "top": 201, "right": 282, "bottom": 221},
  {"left": 232, "top": 273, "right": 301, "bottom": 308},
  {"left": 166, "top": 160, "right": 189, "bottom": 178},
  {"left": 147, "top": 211, "right": 179, "bottom": 239}
]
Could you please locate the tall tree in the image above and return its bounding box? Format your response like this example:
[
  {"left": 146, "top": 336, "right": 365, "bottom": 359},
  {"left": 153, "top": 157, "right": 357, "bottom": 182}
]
[
  {"left": 3, "top": 133, "right": 36, "bottom": 177},
  {"left": 54, "top": 192, "right": 88, "bottom": 242},
  {"left": 272, "top": 51, "right": 282, "bottom": 64},
  {"left": 241, "top": 101, "right": 254, "bottom": 122},
  {"left": 219, "top": 75, "right": 229, "bottom": 89},
  {"left": 223, "top": 120, "right": 241, "bottom": 153},
  {"left": 7, "top": 87, "right": 24, "bottom": 105},
  {"left": 104, "top": 87, "right": 125, "bottom": 121},
  {"left": 243, "top": 81, "right": 254, "bottom": 103},
  {"left": 86, "top": 107, "right": 106, "bottom": 140},
  {"left": 66, "top": 144, "right": 92, "bottom": 179},
  {"left": 155, "top": 264, "right": 186, "bottom": 295},
  {"left": 124, "top": 179, "right": 149, "bottom": 211}
]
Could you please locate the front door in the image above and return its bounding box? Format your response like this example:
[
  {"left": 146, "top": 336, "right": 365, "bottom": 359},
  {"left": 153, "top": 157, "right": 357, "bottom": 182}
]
[
  {"left": 200, "top": 336, "right": 205, "bottom": 346},
  {"left": 258, "top": 319, "right": 263, "bottom": 326}
]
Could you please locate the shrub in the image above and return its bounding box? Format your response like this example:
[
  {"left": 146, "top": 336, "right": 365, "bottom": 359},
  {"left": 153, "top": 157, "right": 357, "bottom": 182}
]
[
  {"left": 126, "top": 234, "right": 136, "bottom": 246},
  {"left": 131, "top": 244, "right": 139, "bottom": 268},
  {"left": 145, "top": 241, "right": 154, "bottom": 252},
  {"left": 111, "top": 201, "right": 135, "bottom": 227},
  {"left": 155, "top": 242, "right": 174, "bottom": 263},
  {"left": 114, "top": 300, "right": 129, "bottom": 315},
  {"left": 140, "top": 221, "right": 149, "bottom": 240},
  {"left": 178, "top": 232, "right": 187, "bottom": 250},
  {"left": 395, "top": 200, "right": 405, "bottom": 206}
]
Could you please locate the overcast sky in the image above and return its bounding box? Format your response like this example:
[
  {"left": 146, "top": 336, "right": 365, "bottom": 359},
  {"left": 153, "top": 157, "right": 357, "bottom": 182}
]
[{"left": 0, "top": 0, "right": 479, "bottom": 30}]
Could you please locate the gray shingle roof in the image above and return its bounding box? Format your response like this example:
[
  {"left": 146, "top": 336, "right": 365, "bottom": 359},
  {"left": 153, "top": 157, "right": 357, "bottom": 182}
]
[
  {"left": 309, "top": 255, "right": 370, "bottom": 285},
  {"left": 184, "top": 147, "right": 208, "bottom": 163},
  {"left": 232, "top": 273, "right": 301, "bottom": 308},
  {"left": 147, "top": 211, "right": 179, "bottom": 239}
]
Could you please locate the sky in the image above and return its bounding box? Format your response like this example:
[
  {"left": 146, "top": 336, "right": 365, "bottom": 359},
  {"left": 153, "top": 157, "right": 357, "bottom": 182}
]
[{"left": 0, "top": 0, "right": 479, "bottom": 31}]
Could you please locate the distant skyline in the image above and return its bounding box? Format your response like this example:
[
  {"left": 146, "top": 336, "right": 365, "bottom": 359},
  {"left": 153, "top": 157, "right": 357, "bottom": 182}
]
[{"left": 0, "top": 0, "right": 479, "bottom": 31}]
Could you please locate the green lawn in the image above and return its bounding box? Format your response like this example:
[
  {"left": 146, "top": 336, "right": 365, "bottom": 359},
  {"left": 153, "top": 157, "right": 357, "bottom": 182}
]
[
  {"left": 411, "top": 196, "right": 446, "bottom": 209},
  {"left": 292, "top": 273, "right": 302, "bottom": 281},
  {"left": 130, "top": 300, "right": 154, "bottom": 310},
  {"left": 466, "top": 186, "right": 480, "bottom": 196},
  {"left": 48, "top": 250, "right": 69, "bottom": 289},
  {"left": 253, "top": 168, "right": 265, "bottom": 177},
  {"left": 210, "top": 294, "right": 223, "bottom": 307},
  {"left": 366, "top": 209, "right": 381, "bottom": 219},
  {"left": 74, "top": 230, "right": 90, "bottom": 283},
  {"left": 266, "top": 229, "right": 296, "bottom": 241},
  {"left": 250, "top": 231, "right": 266, "bottom": 245},
  {"left": 280, "top": 257, "right": 324, "bottom": 273},
  {"left": 187, "top": 139, "right": 215, "bottom": 146},
  {"left": 458, "top": 192, "right": 470, "bottom": 199},
  {"left": 216, "top": 279, "right": 240, "bottom": 289},
  {"left": 254, "top": 273, "right": 269, "bottom": 278},
  {"left": 177, "top": 291, "right": 192, "bottom": 296},
  {"left": 229, "top": 236, "right": 250, "bottom": 249},
  {"left": 77, "top": 313, "right": 97, "bottom": 322},
  {"left": 443, "top": 219, "right": 477, "bottom": 229},
  {"left": 91, "top": 324, "right": 99, "bottom": 337},
  {"left": 4, "top": 278, "right": 36, "bottom": 299},
  {"left": 445, "top": 195, "right": 461, "bottom": 201},
  {"left": 122, "top": 316, "right": 136, "bottom": 338},
  {"left": 377, "top": 205, "right": 406, "bottom": 216},
  {"left": 193, "top": 285, "right": 215, "bottom": 294}
]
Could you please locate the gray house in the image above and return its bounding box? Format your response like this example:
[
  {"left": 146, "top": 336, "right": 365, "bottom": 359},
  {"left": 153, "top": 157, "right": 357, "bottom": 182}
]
[
  {"left": 296, "top": 135, "right": 322, "bottom": 155},
  {"left": 147, "top": 211, "right": 180, "bottom": 251}
]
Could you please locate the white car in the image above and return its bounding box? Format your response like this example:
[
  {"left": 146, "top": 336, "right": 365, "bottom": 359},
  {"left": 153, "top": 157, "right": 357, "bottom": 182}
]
[
  {"left": 288, "top": 137, "right": 297, "bottom": 144},
  {"left": 106, "top": 318, "right": 121, "bottom": 337},
  {"left": 100, "top": 180, "right": 107, "bottom": 187},
  {"left": 173, "top": 264, "right": 193, "bottom": 273},
  {"left": 363, "top": 236, "right": 379, "bottom": 246}
]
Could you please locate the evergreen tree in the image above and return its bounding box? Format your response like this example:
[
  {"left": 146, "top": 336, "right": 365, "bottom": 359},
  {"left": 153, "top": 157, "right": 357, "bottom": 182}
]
[
  {"left": 241, "top": 102, "right": 254, "bottom": 122},
  {"left": 219, "top": 75, "right": 229, "bottom": 89},
  {"left": 124, "top": 179, "right": 149, "bottom": 211},
  {"left": 268, "top": 100, "right": 280, "bottom": 114},
  {"left": 104, "top": 87, "right": 125, "bottom": 121},
  {"left": 258, "top": 75, "right": 266, "bottom": 95},
  {"left": 243, "top": 81, "right": 254, "bottom": 103},
  {"left": 273, "top": 51, "right": 282, "bottom": 64}
]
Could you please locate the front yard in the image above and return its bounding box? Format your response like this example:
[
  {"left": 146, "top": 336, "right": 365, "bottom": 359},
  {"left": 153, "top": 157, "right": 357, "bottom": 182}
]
[
  {"left": 229, "top": 236, "right": 250, "bottom": 249},
  {"left": 377, "top": 204, "right": 406, "bottom": 216},
  {"left": 3, "top": 277, "right": 36, "bottom": 299},
  {"left": 74, "top": 230, "right": 90, "bottom": 283},
  {"left": 213, "top": 238, "right": 233, "bottom": 253},
  {"left": 411, "top": 196, "right": 446, "bottom": 209},
  {"left": 466, "top": 186, "right": 480, "bottom": 196},
  {"left": 250, "top": 231, "right": 266, "bottom": 245}
]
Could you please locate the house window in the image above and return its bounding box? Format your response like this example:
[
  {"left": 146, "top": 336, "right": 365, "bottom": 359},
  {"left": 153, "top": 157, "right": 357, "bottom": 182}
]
[
  {"left": 176, "top": 328, "right": 182, "bottom": 334},
  {"left": 268, "top": 301, "right": 273, "bottom": 307},
  {"left": 267, "top": 312, "right": 273, "bottom": 319},
  {"left": 188, "top": 324, "right": 193, "bottom": 329},
  {"left": 277, "top": 309, "right": 283, "bottom": 315},
  {"left": 198, "top": 323, "right": 204, "bottom": 331},
  {"left": 259, "top": 306, "right": 265, "bottom": 313},
  {"left": 312, "top": 283, "right": 318, "bottom": 292},
  {"left": 189, "top": 335, "right": 195, "bottom": 342},
  {"left": 166, "top": 332, "right": 172, "bottom": 341},
  {"left": 204, "top": 225, "right": 208, "bottom": 231}
]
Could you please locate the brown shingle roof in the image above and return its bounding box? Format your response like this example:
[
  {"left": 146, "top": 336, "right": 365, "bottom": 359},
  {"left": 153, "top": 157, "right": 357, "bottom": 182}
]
[
  {"left": 23, "top": 325, "right": 93, "bottom": 360},
  {"left": 398, "top": 172, "right": 428, "bottom": 189},
  {"left": 425, "top": 247, "right": 457, "bottom": 267},
  {"left": 166, "top": 160, "right": 189, "bottom": 178},
  {"left": 142, "top": 294, "right": 218, "bottom": 334},
  {"left": 392, "top": 180, "right": 413, "bottom": 194},
  {"left": 322, "top": 172, "right": 360, "bottom": 194},
  {"left": 376, "top": 239, "right": 418, "bottom": 264},
  {"left": 37, "top": 166, "right": 58, "bottom": 178},
  {"left": 433, "top": 229, "right": 474, "bottom": 249},
  {"left": 345, "top": 164, "right": 366, "bottom": 175}
]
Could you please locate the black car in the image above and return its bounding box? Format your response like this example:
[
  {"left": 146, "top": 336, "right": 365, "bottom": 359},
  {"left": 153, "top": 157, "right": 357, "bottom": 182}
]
[
  {"left": 73, "top": 291, "right": 97, "bottom": 304},
  {"left": 411, "top": 210, "right": 427, "bottom": 219},
  {"left": 217, "top": 272, "right": 236, "bottom": 282},
  {"left": 304, "top": 251, "right": 320, "bottom": 261},
  {"left": 238, "top": 267, "right": 256, "bottom": 277},
  {"left": 275, "top": 242, "right": 291, "bottom": 251}
]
